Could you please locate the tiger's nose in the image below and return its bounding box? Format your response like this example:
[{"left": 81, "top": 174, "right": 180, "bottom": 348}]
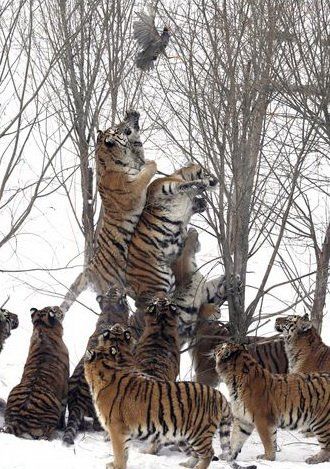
[{"left": 105, "top": 138, "right": 115, "bottom": 147}]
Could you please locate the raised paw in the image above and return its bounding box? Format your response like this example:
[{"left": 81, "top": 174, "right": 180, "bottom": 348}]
[{"left": 106, "top": 462, "right": 126, "bottom": 469}]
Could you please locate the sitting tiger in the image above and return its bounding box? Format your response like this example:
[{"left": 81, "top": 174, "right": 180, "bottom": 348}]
[
  {"left": 0, "top": 308, "right": 19, "bottom": 412},
  {"left": 0, "top": 308, "right": 19, "bottom": 353},
  {"left": 215, "top": 342, "right": 330, "bottom": 464},
  {"left": 275, "top": 313, "right": 330, "bottom": 373},
  {"left": 3, "top": 307, "right": 69, "bottom": 439},
  {"left": 126, "top": 163, "right": 218, "bottom": 313},
  {"left": 60, "top": 110, "right": 157, "bottom": 313},
  {"left": 63, "top": 287, "right": 130, "bottom": 445},
  {"left": 84, "top": 324, "right": 231, "bottom": 469}
]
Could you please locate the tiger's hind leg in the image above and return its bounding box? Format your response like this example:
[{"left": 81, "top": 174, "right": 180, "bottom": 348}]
[
  {"left": 229, "top": 418, "right": 254, "bottom": 460},
  {"left": 306, "top": 422, "right": 330, "bottom": 464}
]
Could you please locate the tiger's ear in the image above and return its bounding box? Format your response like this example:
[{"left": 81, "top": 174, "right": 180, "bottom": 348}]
[
  {"left": 30, "top": 307, "right": 38, "bottom": 315},
  {"left": 169, "top": 304, "right": 177, "bottom": 315},
  {"left": 96, "top": 295, "right": 103, "bottom": 304},
  {"left": 85, "top": 349, "right": 95, "bottom": 362},
  {"left": 102, "top": 329, "right": 111, "bottom": 340},
  {"left": 302, "top": 313, "right": 310, "bottom": 321},
  {"left": 124, "top": 330, "right": 131, "bottom": 343}
]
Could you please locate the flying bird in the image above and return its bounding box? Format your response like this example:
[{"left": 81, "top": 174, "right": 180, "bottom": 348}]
[{"left": 133, "top": 7, "right": 171, "bottom": 72}]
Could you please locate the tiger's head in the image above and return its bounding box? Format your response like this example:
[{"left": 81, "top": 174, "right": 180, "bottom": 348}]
[
  {"left": 30, "top": 306, "right": 64, "bottom": 329},
  {"left": 96, "top": 286, "right": 129, "bottom": 314},
  {"left": 85, "top": 323, "right": 133, "bottom": 366},
  {"left": 145, "top": 296, "right": 178, "bottom": 324},
  {"left": 214, "top": 342, "right": 249, "bottom": 378},
  {"left": 275, "top": 313, "right": 312, "bottom": 341},
  {"left": 0, "top": 308, "right": 19, "bottom": 351},
  {"left": 97, "top": 110, "right": 145, "bottom": 172}
]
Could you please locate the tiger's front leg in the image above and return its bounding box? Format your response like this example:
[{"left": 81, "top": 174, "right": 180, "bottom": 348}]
[
  {"left": 107, "top": 427, "right": 129, "bottom": 469},
  {"left": 254, "top": 418, "right": 276, "bottom": 461},
  {"left": 134, "top": 160, "right": 157, "bottom": 185}
]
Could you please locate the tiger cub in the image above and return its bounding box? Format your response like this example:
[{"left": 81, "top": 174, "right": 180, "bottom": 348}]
[
  {"left": 275, "top": 313, "right": 330, "bottom": 373},
  {"left": 0, "top": 308, "right": 19, "bottom": 353},
  {"left": 4, "top": 307, "right": 69, "bottom": 439},
  {"left": 215, "top": 342, "right": 330, "bottom": 464},
  {"left": 135, "top": 296, "right": 180, "bottom": 381},
  {"left": 126, "top": 164, "right": 218, "bottom": 308},
  {"left": 60, "top": 110, "right": 157, "bottom": 313},
  {"left": 84, "top": 324, "right": 231, "bottom": 469},
  {"left": 63, "top": 287, "right": 129, "bottom": 445}
]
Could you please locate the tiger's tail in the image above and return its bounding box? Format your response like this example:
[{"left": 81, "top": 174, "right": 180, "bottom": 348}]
[
  {"left": 60, "top": 271, "right": 89, "bottom": 313},
  {"left": 62, "top": 406, "right": 85, "bottom": 445}
]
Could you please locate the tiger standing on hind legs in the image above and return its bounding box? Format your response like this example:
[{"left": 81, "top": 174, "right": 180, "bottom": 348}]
[
  {"left": 126, "top": 163, "right": 218, "bottom": 328},
  {"left": 84, "top": 324, "right": 232, "bottom": 469},
  {"left": 60, "top": 110, "right": 157, "bottom": 313},
  {"left": 215, "top": 342, "right": 330, "bottom": 464}
]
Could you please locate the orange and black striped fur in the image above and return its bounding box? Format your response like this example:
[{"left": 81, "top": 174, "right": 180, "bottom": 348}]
[
  {"left": 0, "top": 308, "right": 19, "bottom": 353},
  {"left": 4, "top": 307, "right": 69, "bottom": 439},
  {"left": 60, "top": 111, "right": 157, "bottom": 313},
  {"left": 172, "top": 227, "right": 228, "bottom": 342},
  {"left": 62, "top": 288, "right": 129, "bottom": 445},
  {"left": 135, "top": 296, "right": 180, "bottom": 381},
  {"left": 187, "top": 304, "right": 287, "bottom": 387},
  {"left": 126, "top": 164, "right": 218, "bottom": 307},
  {"left": 84, "top": 324, "right": 231, "bottom": 469},
  {"left": 275, "top": 313, "right": 330, "bottom": 373},
  {"left": 215, "top": 342, "right": 330, "bottom": 464}
]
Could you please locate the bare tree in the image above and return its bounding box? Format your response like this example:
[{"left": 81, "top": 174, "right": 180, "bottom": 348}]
[
  {"left": 0, "top": 0, "right": 72, "bottom": 252},
  {"left": 36, "top": 0, "right": 140, "bottom": 269}
]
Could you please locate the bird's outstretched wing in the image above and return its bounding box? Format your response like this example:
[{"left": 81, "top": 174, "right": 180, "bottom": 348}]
[{"left": 133, "top": 11, "right": 161, "bottom": 49}]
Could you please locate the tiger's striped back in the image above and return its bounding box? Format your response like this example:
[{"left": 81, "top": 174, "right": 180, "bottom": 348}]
[
  {"left": 4, "top": 307, "right": 69, "bottom": 439},
  {"left": 62, "top": 288, "right": 129, "bottom": 445},
  {"left": 60, "top": 111, "right": 157, "bottom": 313},
  {"left": 134, "top": 296, "right": 180, "bottom": 381},
  {"left": 0, "top": 308, "right": 19, "bottom": 353},
  {"left": 84, "top": 328, "right": 232, "bottom": 467}
]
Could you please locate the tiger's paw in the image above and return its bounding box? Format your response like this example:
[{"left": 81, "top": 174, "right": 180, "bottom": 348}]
[
  {"left": 305, "top": 450, "right": 330, "bottom": 464},
  {"left": 257, "top": 453, "right": 275, "bottom": 461},
  {"left": 179, "top": 456, "right": 198, "bottom": 468},
  {"left": 106, "top": 462, "right": 126, "bottom": 469}
]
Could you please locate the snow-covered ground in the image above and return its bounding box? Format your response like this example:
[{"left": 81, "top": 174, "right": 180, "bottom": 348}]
[{"left": 1, "top": 285, "right": 329, "bottom": 469}]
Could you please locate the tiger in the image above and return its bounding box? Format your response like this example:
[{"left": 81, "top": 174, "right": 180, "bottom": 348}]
[
  {"left": 0, "top": 308, "right": 19, "bottom": 353},
  {"left": 63, "top": 287, "right": 129, "bottom": 445},
  {"left": 84, "top": 324, "right": 232, "bottom": 469},
  {"left": 190, "top": 310, "right": 287, "bottom": 387},
  {"left": 215, "top": 342, "right": 330, "bottom": 464},
  {"left": 135, "top": 295, "right": 180, "bottom": 381},
  {"left": 60, "top": 110, "right": 157, "bottom": 313},
  {"left": 275, "top": 313, "right": 330, "bottom": 373},
  {"left": 126, "top": 163, "right": 218, "bottom": 311},
  {"left": 3, "top": 306, "right": 69, "bottom": 439},
  {"left": 171, "top": 227, "right": 230, "bottom": 342}
]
